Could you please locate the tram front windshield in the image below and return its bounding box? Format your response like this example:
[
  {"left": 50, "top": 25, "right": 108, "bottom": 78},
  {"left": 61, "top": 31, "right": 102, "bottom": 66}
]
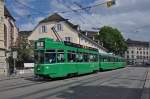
[{"left": 35, "top": 50, "right": 56, "bottom": 64}]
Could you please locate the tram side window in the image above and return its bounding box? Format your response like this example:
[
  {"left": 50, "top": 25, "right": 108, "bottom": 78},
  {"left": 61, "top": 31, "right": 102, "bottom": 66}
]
[
  {"left": 34, "top": 51, "right": 38, "bottom": 64},
  {"left": 108, "top": 57, "right": 111, "bottom": 62},
  {"left": 89, "top": 54, "right": 97, "bottom": 62},
  {"left": 114, "top": 58, "right": 117, "bottom": 62},
  {"left": 89, "top": 55, "right": 94, "bottom": 62},
  {"left": 39, "top": 51, "right": 44, "bottom": 64},
  {"left": 57, "top": 50, "right": 65, "bottom": 63},
  {"left": 99, "top": 55, "right": 104, "bottom": 62},
  {"left": 83, "top": 53, "right": 89, "bottom": 62},
  {"left": 103, "top": 56, "right": 108, "bottom": 62},
  {"left": 93, "top": 54, "right": 98, "bottom": 62},
  {"left": 68, "top": 51, "right": 76, "bottom": 62},
  {"left": 76, "top": 53, "right": 84, "bottom": 62},
  {"left": 45, "top": 50, "right": 56, "bottom": 64}
]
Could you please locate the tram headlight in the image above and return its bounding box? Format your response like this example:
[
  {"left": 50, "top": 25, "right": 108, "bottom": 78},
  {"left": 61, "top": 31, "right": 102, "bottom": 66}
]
[{"left": 46, "top": 66, "right": 49, "bottom": 69}]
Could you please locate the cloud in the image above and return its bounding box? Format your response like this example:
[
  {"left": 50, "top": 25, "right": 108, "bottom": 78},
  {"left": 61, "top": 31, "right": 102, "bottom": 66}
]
[
  {"left": 6, "top": 0, "right": 150, "bottom": 41},
  {"left": 19, "top": 16, "right": 45, "bottom": 31},
  {"left": 12, "top": 6, "right": 30, "bottom": 17},
  {"left": 20, "top": 23, "right": 35, "bottom": 31},
  {"left": 60, "top": 0, "right": 150, "bottom": 41}
]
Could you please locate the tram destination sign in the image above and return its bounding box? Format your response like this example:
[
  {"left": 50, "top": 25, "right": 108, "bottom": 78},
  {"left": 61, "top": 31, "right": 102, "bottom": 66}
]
[{"left": 37, "top": 41, "right": 45, "bottom": 49}]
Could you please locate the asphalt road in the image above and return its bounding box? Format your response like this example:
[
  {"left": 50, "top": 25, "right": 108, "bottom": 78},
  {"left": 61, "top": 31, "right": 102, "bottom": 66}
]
[{"left": 0, "top": 65, "right": 149, "bottom": 99}]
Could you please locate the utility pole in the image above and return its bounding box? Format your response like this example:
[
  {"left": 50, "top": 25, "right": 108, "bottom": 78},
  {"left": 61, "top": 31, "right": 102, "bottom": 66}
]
[{"left": 13, "top": 51, "right": 17, "bottom": 75}]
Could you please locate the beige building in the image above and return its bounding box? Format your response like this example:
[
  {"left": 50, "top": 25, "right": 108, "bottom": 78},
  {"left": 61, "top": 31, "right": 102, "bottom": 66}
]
[
  {"left": 28, "top": 13, "right": 107, "bottom": 53},
  {"left": 125, "top": 39, "right": 150, "bottom": 65}
]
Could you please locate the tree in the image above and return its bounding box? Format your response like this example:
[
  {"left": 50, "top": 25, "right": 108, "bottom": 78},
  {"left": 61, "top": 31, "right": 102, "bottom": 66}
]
[
  {"left": 16, "top": 35, "right": 34, "bottom": 69},
  {"left": 96, "top": 26, "right": 127, "bottom": 56}
]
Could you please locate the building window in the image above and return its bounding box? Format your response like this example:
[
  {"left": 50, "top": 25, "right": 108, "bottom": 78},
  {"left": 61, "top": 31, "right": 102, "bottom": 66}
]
[
  {"left": 57, "top": 24, "right": 62, "bottom": 31},
  {"left": 140, "top": 56, "right": 142, "bottom": 59},
  {"left": 147, "top": 52, "right": 148, "bottom": 55},
  {"left": 126, "top": 51, "right": 129, "bottom": 54},
  {"left": 4, "top": 24, "right": 7, "bottom": 47},
  {"left": 65, "top": 37, "right": 72, "bottom": 42},
  {"left": 137, "top": 51, "right": 139, "bottom": 54},
  {"left": 127, "top": 55, "right": 129, "bottom": 59},
  {"left": 132, "top": 55, "right": 134, "bottom": 59},
  {"left": 143, "top": 51, "right": 145, "bottom": 55},
  {"left": 140, "top": 51, "right": 142, "bottom": 54},
  {"left": 131, "top": 51, "right": 134, "bottom": 54},
  {"left": 41, "top": 25, "right": 47, "bottom": 33}
]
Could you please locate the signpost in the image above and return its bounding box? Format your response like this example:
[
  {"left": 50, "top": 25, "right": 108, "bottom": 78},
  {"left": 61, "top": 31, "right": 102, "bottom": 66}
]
[{"left": 13, "top": 51, "right": 17, "bottom": 74}]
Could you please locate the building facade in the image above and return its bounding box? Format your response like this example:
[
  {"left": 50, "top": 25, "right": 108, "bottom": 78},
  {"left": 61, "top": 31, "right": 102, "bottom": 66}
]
[
  {"left": 0, "top": 2, "right": 19, "bottom": 75},
  {"left": 28, "top": 13, "right": 107, "bottom": 53},
  {"left": 4, "top": 6, "right": 18, "bottom": 50},
  {"left": 81, "top": 30, "right": 99, "bottom": 43},
  {"left": 4, "top": 6, "right": 19, "bottom": 74},
  {"left": 0, "top": 0, "right": 7, "bottom": 75},
  {"left": 124, "top": 39, "right": 150, "bottom": 65}
]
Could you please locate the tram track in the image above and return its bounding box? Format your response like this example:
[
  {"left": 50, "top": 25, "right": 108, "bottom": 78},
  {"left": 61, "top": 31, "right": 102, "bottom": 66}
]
[
  {"left": 0, "top": 67, "right": 129, "bottom": 93},
  {"left": 140, "top": 68, "right": 149, "bottom": 99},
  {"left": 12, "top": 67, "right": 132, "bottom": 99}
]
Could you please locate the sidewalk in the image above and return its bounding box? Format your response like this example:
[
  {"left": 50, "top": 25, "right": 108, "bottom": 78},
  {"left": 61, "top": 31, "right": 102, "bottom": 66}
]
[{"left": 0, "top": 73, "right": 33, "bottom": 81}]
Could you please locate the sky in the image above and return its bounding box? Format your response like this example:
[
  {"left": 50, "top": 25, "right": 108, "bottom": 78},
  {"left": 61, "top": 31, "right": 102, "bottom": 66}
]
[{"left": 5, "top": 0, "right": 150, "bottom": 41}]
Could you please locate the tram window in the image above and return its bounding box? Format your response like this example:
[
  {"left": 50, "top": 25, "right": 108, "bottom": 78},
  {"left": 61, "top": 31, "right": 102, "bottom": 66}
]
[
  {"left": 45, "top": 53, "right": 56, "bottom": 64},
  {"left": 114, "top": 58, "right": 117, "bottom": 62},
  {"left": 108, "top": 57, "right": 110, "bottom": 62},
  {"left": 103, "top": 57, "right": 108, "bottom": 62},
  {"left": 93, "top": 54, "right": 98, "bottom": 62},
  {"left": 83, "top": 53, "right": 89, "bottom": 62},
  {"left": 46, "top": 50, "right": 55, "bottom": 52},
  {"left": 76, "top": 53, "right": 84, "bottom": 62},
  {"left": 57, "top": 50, "right": 65, "bottom": 63},
  {"left": 89, "top": 55, "right": 94, "bottom": 62},
  {"left": 34, "top": 51, "right": 38, "bottom": 64},
  {"left": 57, "top": 53, "right": 65, "bottom": 63},
  {"left": 100, "top": 55, "right": 104, "bottom": 62},
  {"left": 68, "top": 51, "right": 76, "bottom": 62},
  {"left": 39, "top": 51, "right": 44, "bottom": 64}
]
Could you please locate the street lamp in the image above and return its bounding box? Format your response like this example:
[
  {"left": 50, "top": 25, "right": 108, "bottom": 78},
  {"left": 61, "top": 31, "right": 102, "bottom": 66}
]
[{"left": 107, "top": 0, "right": 116, "bottom": 8}]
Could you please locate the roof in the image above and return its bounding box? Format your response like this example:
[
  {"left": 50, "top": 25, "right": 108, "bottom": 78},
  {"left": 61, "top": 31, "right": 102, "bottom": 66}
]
[
  {"left": 4, "top": 6, "right": 15, "bottom": 21},
  {"left": 81, "top": 30, "right": 98, "bottom": 37},
  {"left": 39, "top": 13, "right": 79, "bottom": 30},
  {"left": 79, "top": 32, "right": 108, "bottom": 52},
  {"left": 19, "top": 31, "right": 32, "bottom": 37},
  {"left": 126, "top": 39, "right": 150, "bottom": 47},
  {"left": 39, "top": 13, "right": 66, "bottom": 23}
]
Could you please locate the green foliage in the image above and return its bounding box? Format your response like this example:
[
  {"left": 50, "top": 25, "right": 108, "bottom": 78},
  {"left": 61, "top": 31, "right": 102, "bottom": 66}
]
[
  {"left": 97, "top": 26, "right": 127, "bottom": 56},
  {"left": 17, "top": 36, "right": 34, "bottom": 65}
]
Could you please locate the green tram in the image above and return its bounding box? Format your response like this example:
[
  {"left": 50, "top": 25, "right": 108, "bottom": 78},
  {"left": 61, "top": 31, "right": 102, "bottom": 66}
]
[{"left": 34, "top": 38, "right": 126, "bottom": 78}]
